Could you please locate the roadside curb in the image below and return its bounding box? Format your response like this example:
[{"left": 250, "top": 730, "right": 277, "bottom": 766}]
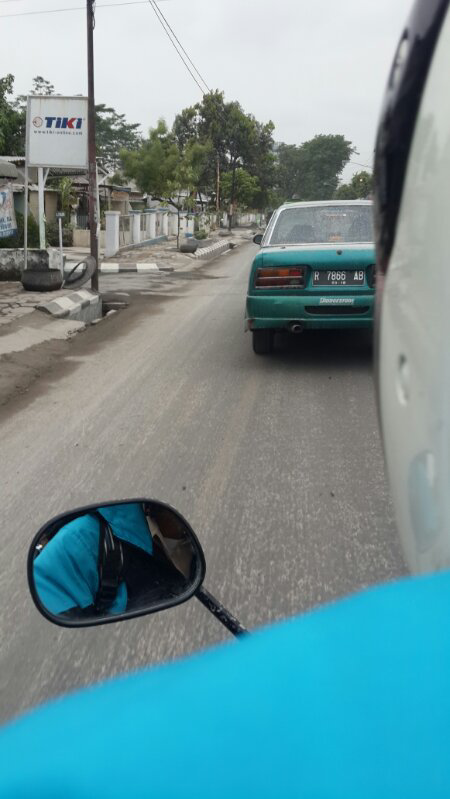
[
  {"left": 36, "top": 289, "right": 102, "bottom": 322},
  {"left": 191, "top": 240, "right": 232, "bottom": 259},
  {"left": 100, "top": 263, "right": 161, "bottom": 274}
]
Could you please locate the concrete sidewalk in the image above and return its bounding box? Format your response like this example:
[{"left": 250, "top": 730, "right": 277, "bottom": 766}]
[
  {"left": 0, "top": 282, "right": 101, "bottom": 328},
  {"left": 63, "top": 228, "right": 254, "bottom": 275}
]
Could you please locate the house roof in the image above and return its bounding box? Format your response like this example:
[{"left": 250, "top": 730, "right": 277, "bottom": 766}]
[
  {"left": 0, "top": 156, "right": 108, "bottom": 179},
  {"left": 0, "top": 161, "right": 18, "bottom": 179},
  {"left": 10, "top": 183, "right": 59, "bottom": 193}
]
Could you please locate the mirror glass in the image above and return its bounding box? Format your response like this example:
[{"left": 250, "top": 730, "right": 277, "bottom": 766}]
[
  {"left": 253, "top": 234, "right": 263, "bottom": 245},
  {"left": 29, "top": 500, "right": 205, "bottom": 625}
]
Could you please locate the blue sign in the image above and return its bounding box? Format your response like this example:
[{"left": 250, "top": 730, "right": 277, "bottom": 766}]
[{"left": 0, "top": 184, "right": 18, "bottom": 238}]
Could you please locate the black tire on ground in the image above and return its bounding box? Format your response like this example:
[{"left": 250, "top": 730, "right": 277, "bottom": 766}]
[
  {"left": 252, "top": 329, "right": 274, "bottom": 355},
  {"left": 21, "top": 269, "right": 63, "bottom": 292}
]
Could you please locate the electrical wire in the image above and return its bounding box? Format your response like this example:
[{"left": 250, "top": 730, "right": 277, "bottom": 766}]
[
  {"left": 149, "top": 0, "right": 211, "bottom": 93},
  {"left": 350, "top": 159, "right": 372, "bottom": 170},
  {"left": 147, "top": 1, "right": 208, "bottom": 95},
  {"left": 0, "top": 1, "right": 152, "bottom": 17}
]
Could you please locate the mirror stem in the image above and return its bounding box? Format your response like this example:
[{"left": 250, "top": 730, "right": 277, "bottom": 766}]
[{"left": 196, "top": 586, "right": 248, "bottom": 638}]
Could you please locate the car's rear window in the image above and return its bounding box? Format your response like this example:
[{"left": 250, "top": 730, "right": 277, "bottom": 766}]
[{"left": 268, "top": 205, "right": 373, "bottom": 245}]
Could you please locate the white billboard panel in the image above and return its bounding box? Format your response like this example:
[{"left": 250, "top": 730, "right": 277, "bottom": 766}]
[{"left": 27, "top": 95, "right": 89, "bottom": 169}]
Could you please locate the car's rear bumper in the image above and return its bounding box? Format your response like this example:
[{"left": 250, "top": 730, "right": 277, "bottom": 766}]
[{"left": 246, "top": 293, "right": 374, "bottom": 330}]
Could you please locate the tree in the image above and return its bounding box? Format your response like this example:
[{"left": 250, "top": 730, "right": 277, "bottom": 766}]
[
  {"left": 15, "top": 75, "right": 56, "bottom": 113},
  {"left": 335, "top": 170, "right": 373, "bottom": 199},
  {"left": 121, "top": 119, "right": 179, "bottom": 199},
  {"left": 276, "top": 135, "right": 355, "bottom": 202},
  {"left": 30, "top": 76, "right": 55, "bottom": 96},
  {"left": 95, "top": 104, "right": 141, "bottom": 171},
  {"left": 172, "top": 90, "right": 275, "bottom": 220},
  {"left": 247, "top": 120, "right": 276, "bottom": 209},
  {"left": 57, "top": 177, "right": 76, "bottom": 221},
  {"left": 0, "top": 74, "right": 25, "bottom": 155},
  {"left": 221, "top": 168, "right": 260, "bottom": 210}
]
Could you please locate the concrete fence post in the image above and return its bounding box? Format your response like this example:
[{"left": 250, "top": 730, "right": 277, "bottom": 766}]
[
  {"left": 144, "top": 212, "right": 151, "bottom": 238},
  {"left": 162, "top": 211, "right": 169, "bottom": 236},
  {"left": 169, "top": 211, "right": 178, "bottom": 236},
  {"left": 105, "top": 211, "right": 120, "bottom": 257},
  {"left": 148, "top": 211, "right": 156, "bottom": 239},
  {"left": 131, "top": 211, "right": 141, "bottom": 245}
]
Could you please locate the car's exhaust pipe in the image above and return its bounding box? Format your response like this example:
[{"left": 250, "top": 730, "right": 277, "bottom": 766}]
[{"left": 289, "top": 322, "right": 303, "bottom": 334}]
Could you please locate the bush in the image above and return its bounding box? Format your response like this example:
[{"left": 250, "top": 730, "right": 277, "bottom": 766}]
[
  {"left": 0, "top": 211, "right": 40, "bottom": 249},
  {"left": 195, "top": 229, "right": 208, "bottom": 240},
  {"left": 46, "top": 222, "right": 73, "bottom": 247}
]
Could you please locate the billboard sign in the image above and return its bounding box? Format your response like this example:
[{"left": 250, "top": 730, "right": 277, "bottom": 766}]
[
  {"left": 0, "top": 184, "right": 18, "bottom": 239},
  {"left": 27, "top": 95, "right": 89, "bottom": 169}
]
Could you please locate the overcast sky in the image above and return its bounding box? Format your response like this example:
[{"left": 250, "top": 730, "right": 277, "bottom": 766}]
[{"left": 2, "top": 0, "right": 412, "bottom": 179}]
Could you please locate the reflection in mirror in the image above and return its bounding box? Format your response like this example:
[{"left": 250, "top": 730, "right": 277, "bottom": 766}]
[
  {"left": 30, "top": 501, "right": 205, "bottom": 625},
  {"left": 253, "top": 234, "right": 263, "bottom": 245}
]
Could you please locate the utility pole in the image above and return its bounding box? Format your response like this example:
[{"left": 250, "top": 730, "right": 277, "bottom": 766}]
[
  {"left": 87, "top": 0, "right": 99, "bottom": 291},
  {"left": 216, "top": 154, "right": 220, "bottom": 213}
]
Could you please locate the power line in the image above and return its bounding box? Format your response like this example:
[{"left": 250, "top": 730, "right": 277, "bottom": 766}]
[
  {"left": 150, "top": 1, "right": 211, "bottom": 93},
  {"left": 147, "top": 1, "right": 208, "bottom": 96},
  {"left": 350, "top": 159, "right": 372, "bottom": 170},
  {"left": 0, "top": 1, "right": 153, "bottom": 18}
]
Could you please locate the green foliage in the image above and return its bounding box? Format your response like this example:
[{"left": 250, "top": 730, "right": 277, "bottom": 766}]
[
  {"left": 14, "top": 75, "right": 56, "bottom": 115},
  {"left": 30, "top": 76, "right": 55, "bottom": 96},
  {"left": 275, "top": 135, "right": 355, "bottom": 202},
  {"left": 221, "top": 168, "right": 260, "bottom": 210},
  {"left": 95, "top": 104, "right": 141, "bottom": 171},
  {"left": 121, "top": 119, "right": 179, "bottom": 200},
  {"left": 173, "top": 139, "right": 212, "bottom": 208},
  {"left": 195, "top": 229, "right": 208, "bottom": 240},
  {"left": 0, "top": 211, "right": 40, "bottom": 248},
  {"left": 58, "top": 177, "right": 76, "bottom": 219},
  {"left": 108, "top": 171, "right": 127, "bottom": 186},
  {"left": 0, "top": 74, "right": 25, "bottom": 156},
  {"left": 335, "top": 170, "right": 373, "bottom": 199},
  {"left": 46, "top": 222, "right": 73, "bottom": 247},
  {"left": 172, "top": 90, "right": 275, "bottom": 212}
]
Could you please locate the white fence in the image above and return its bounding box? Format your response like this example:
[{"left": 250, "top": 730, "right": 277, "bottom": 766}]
[{"left": 104, "top": 209, "right": 195, "bottom": 257}]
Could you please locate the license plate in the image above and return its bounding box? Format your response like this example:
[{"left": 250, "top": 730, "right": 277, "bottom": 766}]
[{"left": 312, "top": 270, "right": 365, "bottom": 286}]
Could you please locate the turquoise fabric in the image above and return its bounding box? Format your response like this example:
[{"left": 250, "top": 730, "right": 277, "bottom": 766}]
[
  {"left": 1, "top": 570, "right": 450, "bottom": 797},
  {"left": 98, "top": 504, "right": 153, "bottom": 555},
  {"left": 34, "top": 504, "right": 152, "bottom": 614}
]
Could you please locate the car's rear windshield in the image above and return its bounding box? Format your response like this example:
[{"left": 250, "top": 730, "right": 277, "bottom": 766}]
[{"left": 268, "top": 205, "right": 373, "bottom": 245}]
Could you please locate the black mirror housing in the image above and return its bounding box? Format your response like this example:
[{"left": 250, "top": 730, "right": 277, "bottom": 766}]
[
  {"left": 253, "top": 234, "right": 263, "bottom": 245},
  {"left": 28, "top": 499, "right": 206, "bottom": 628}
]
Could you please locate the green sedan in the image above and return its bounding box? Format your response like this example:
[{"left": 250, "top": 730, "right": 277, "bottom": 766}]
[{"left": 246, "top": 200, "right": 375, "bottom": 354}]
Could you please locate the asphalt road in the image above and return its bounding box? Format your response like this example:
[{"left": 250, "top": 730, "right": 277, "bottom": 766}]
[{"left": 0, "top": 242, "right": 405, "bottom": 723}]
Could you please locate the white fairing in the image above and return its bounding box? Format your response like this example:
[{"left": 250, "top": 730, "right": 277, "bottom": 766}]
[{"left": 379, "top": 7, "right": 450, "bottom": 573}]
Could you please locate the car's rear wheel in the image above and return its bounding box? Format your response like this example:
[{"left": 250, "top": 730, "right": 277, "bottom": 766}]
[{"left": 252, "top": 329, "right": 274, "bottom": 355}]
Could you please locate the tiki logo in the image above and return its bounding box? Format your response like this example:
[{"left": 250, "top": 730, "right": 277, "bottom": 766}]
[{"left": 44, "top": 117, "right": 83, "bottom": 130}]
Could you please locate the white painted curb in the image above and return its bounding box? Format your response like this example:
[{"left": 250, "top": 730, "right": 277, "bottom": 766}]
[
  {"left": 192, "top": 241, "right": 231, "bottom": 259},
  {"left": 36, "top": 289, "right": 102, "bottom": 322},
  {"left": 65, "top": 262, "right": 161, "bottom": 275},
  {"left": 99, "top": 263, "right": 161, "bottom": 274}
]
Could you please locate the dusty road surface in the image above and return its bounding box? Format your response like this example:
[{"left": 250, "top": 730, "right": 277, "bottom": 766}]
[{"left": 0, "top": 242, "right": 405, "bottom": 722}]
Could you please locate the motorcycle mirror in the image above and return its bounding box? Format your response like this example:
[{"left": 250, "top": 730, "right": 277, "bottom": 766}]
[
  {"left": 28, "top": 499, "right": 206, "bottom": 627},
  {"left": 253, "top": 234, "right": 263, "bottom": 245}
]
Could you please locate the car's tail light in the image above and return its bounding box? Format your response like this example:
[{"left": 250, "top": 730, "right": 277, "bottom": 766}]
[{"left": 254, "top": 267, "right": 305, "bottom": 289}]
